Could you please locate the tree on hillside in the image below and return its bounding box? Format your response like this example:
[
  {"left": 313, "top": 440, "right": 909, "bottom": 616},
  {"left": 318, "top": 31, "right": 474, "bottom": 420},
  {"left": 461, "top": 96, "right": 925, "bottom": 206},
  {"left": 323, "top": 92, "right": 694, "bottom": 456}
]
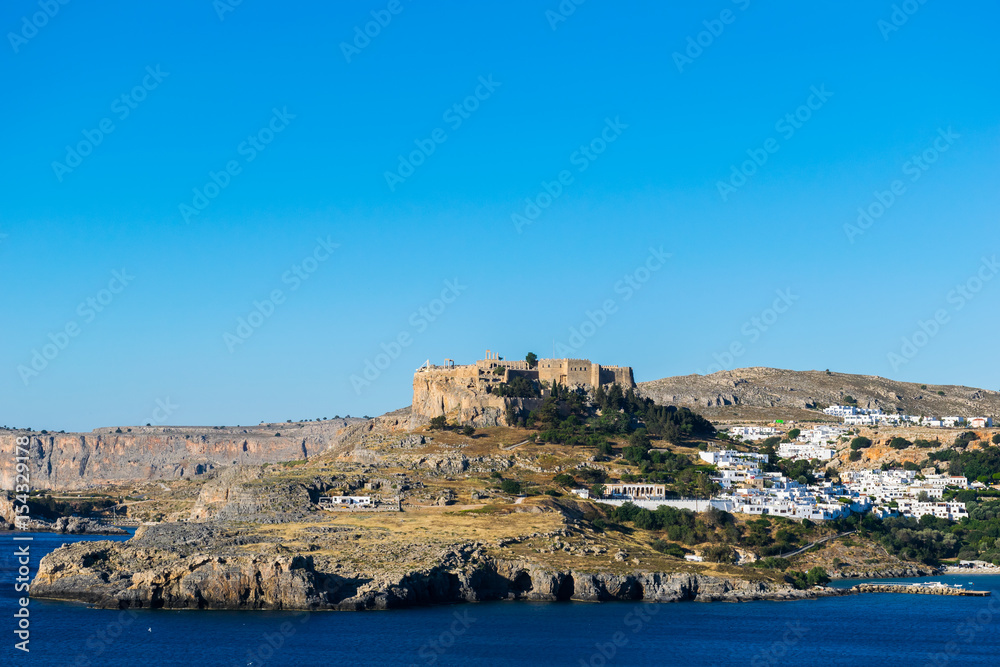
[
  {"left": 850, "top": 437, "right": 872, "bottom": 450},
  {"left": 525, "top": 352, "right": 538, "bottom": 368}
]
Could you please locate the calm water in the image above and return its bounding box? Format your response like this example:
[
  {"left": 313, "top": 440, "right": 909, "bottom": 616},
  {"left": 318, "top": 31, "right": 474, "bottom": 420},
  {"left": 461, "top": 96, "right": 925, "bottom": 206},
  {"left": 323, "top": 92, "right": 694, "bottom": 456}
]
[{"left": 3, "top": 531, "right": 1000, "bottom": 666}]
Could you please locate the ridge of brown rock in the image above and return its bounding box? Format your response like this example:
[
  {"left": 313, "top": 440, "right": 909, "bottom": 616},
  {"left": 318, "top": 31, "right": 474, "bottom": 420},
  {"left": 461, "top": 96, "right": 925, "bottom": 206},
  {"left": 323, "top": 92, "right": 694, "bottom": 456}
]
[{"left": 639, "top": 367, "right": 1000, "bottom": 417}]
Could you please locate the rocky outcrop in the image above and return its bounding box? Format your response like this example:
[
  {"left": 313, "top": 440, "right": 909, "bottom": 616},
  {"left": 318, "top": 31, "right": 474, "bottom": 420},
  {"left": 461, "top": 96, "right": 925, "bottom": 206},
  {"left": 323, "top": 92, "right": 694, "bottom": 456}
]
[
  {"left": 639, "top": 367, "right": 1000, "bottom": 416},
  {"left": 833, "top": 564, "right": 938, "bottom": 579},
  {"left": 0, "top": 492, "right": 14, "bottom": 529},
  {"left": 411, "top": 368, "right": 512, "bottom": 427},
  {"left": 189, "top": 466, "right": 315, "bottom": 523},
  {"left": 0, "top": 419, "right": 370, "bottom": 491},
  {"left": 32, "top": 532, "right": 841, "bottom": 610}
]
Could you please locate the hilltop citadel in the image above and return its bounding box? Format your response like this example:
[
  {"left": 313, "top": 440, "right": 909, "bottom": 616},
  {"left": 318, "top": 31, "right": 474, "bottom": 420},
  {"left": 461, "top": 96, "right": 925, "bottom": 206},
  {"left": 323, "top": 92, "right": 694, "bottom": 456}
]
[{"left": 412, "top": 350, "right": 634, "bottom": 426}]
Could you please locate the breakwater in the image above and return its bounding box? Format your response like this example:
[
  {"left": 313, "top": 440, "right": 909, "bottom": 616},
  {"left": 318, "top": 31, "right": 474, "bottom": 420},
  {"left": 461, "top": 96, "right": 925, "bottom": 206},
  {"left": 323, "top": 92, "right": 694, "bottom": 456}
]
[{"left": 853, "top": 583, "right": 990, "bottom": 597}]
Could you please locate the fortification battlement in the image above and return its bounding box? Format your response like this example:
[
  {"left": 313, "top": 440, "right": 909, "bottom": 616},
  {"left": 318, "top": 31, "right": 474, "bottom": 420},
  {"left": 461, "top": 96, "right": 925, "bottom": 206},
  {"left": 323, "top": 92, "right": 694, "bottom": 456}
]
[{"left": 415, "top": 350, "right": 634, "bottom": 391}]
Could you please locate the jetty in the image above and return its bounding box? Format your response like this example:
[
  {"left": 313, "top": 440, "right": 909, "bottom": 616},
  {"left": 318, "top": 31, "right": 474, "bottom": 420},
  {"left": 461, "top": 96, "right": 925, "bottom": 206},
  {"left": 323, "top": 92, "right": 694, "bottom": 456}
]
[{"left": 852, "top": 582, "right": 990, "bottom": 597}]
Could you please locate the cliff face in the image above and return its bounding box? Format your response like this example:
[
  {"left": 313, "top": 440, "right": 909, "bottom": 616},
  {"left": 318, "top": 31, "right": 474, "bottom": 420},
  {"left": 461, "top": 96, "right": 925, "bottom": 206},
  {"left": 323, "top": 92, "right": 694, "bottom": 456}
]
[
  {"left": 412, "top": 370, "right": 509, "bottom": 427},
  {"left": 32, "top": 536, "right": 832, "bottom": 610},
  {"left": 0, "top": 492, "right": 14, "bottom": 529},
  {"left": 0, "top": 419, "right": 369, "bottom": 491},
  {"left": 189, "top": 465, "right": 317, "bottom": 523}
]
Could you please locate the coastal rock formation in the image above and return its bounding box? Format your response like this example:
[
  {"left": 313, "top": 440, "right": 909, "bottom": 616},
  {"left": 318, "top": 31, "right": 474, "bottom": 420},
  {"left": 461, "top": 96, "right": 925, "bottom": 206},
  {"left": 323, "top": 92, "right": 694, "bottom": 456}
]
[
  {"left": 0, "top": 492, "right": 14, "bottom": 529},
  {"left": 32, "top": 530, "right": 837, "bottom": 610},
  {"left": 833, "top": 564, "right": 937, "bottom": 579}
]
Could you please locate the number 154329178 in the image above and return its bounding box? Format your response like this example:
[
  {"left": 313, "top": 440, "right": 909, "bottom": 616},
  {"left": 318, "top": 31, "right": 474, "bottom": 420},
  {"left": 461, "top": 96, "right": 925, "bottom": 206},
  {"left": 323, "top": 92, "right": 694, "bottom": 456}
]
[{"left": 13, "top": 435, "right": 30, "bottom": 527}]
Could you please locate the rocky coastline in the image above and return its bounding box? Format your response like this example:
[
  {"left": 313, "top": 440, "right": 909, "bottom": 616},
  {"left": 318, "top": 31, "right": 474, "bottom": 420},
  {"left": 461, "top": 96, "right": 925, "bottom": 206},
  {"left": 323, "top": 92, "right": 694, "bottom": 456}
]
[
  {"left": 31, "top": 534, "right": 844, "bottom": 611},
  {"left": 9, "top": 516, "right": 128, "bottom": 535},
  {"left": 830, "top": 564, "right": 939, "bottom": 579}
]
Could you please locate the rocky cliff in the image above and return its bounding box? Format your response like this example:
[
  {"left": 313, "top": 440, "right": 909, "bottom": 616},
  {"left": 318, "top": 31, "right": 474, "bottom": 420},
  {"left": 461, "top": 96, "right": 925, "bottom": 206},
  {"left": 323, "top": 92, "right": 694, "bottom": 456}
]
[
  {"left": 0, "top": 492, "right": 14, "bottom": 529},
  {"left": 639, "top": 367, "right": 1000, "bottom": 416},
  {"left": 411, "top": 369, "right": 511, "bottom": 427},
  {"left": 0, "top": 419, "right": 375, "bottom": 491},
  {"left": 189, "top": 465, "right": 318, "bottom": 523},
  {"left": 32, "top": 530, "right": 836, "bottom": 610}
]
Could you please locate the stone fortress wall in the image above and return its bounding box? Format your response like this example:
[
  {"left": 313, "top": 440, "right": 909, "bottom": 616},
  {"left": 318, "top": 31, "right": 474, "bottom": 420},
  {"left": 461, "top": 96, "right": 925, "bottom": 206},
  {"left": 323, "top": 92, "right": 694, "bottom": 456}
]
[{"left": 412, "top": 349, "right": 635, "bottom": 426}]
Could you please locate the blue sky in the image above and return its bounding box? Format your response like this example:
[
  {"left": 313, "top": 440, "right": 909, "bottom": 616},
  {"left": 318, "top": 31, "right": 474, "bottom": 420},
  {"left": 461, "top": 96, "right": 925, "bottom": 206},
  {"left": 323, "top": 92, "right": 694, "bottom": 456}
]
[{"left": 1, "top": 0, "right": 998, "bottom": 431}]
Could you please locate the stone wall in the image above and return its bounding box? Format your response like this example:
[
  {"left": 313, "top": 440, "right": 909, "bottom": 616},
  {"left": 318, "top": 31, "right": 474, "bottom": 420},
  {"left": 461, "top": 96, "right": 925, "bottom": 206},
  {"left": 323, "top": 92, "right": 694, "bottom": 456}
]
[{"left": 412, "top": 356, "right": 635, "bottom": 426}]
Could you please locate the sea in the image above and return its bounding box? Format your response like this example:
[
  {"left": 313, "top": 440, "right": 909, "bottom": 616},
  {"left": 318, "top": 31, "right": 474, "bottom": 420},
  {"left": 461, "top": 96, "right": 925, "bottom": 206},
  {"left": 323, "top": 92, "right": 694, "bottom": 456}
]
[{"left": 2, "top": 531, "right": 999, "bottom": 667}]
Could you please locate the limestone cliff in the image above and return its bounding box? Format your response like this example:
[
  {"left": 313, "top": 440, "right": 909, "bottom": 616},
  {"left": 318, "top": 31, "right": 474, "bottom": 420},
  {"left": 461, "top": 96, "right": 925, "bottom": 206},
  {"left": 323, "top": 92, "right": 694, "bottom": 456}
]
[
  {"left": 0, "top": 419, "right": 370, "bottom": 491},
  {"left": 411, "top": 368, "right": 513, "bottom": 427},
  {"left": 0, "top": 492, "right": 14, "bottom": 529}
]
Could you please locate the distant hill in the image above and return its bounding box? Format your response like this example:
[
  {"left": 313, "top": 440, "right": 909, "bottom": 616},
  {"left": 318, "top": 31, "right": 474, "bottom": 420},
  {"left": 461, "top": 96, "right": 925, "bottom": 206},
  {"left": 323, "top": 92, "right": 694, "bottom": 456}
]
[{"left": 638, "top": 367, "right": 1000, "bottom": 419}]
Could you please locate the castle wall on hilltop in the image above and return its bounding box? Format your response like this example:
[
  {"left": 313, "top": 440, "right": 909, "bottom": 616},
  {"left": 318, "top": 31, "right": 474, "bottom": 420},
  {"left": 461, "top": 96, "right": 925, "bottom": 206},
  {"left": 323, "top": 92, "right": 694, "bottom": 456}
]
[{"left": 412, "top": 351, "right": 635, "bottom": 425}]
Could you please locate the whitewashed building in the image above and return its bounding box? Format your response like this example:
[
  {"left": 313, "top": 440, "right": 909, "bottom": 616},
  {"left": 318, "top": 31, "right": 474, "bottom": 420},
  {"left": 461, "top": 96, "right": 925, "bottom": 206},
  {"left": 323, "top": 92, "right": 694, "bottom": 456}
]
[{"left": 728, "top": 426, "right": 778, "bottom": 441}]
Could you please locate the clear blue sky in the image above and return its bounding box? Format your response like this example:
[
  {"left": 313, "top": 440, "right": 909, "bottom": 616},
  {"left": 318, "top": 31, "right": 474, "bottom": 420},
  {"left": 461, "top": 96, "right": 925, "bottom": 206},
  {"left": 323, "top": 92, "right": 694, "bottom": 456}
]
[{"left": 1, "top": 0, "right": 998, "bottom": 432}]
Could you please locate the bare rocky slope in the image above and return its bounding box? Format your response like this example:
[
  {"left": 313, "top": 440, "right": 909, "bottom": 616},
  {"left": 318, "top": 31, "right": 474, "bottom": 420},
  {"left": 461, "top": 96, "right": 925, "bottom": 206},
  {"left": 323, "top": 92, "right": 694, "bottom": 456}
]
[
  {"left": 31, "top": 523, "right": 835, "bottom": 610},
  {"left": 639, "top": 367, "right": 1000, "bottom": 418}
]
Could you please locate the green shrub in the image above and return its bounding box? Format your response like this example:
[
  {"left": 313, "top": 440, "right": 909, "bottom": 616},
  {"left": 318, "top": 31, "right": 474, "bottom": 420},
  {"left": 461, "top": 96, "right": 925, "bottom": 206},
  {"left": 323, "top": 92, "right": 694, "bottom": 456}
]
[
  {"left": 552, "top": 473, "right": 576, "bottom": 487},
  {"left": 850, "top": 437, "right": 872, "bottom": 450},
  {"left": 499, "top": 480, "right": 522, "bottom": 494},
  {"left": 651, "top": 539, "right": 685, "bottom": 558}
]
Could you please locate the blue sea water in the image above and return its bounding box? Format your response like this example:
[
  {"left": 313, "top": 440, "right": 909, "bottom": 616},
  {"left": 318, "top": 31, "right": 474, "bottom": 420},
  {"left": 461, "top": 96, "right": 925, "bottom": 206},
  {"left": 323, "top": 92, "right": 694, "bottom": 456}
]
[{"left": 3, "top": 531, "right": 1000, "bottom": 667}]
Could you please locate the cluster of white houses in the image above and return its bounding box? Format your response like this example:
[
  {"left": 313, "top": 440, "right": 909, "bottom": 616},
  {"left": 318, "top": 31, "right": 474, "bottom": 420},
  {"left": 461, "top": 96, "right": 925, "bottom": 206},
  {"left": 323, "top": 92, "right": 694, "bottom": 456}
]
[
  {"left": 823, "top": 405, "right": 993, "bottom": 429},
  {"left": 591, "top": 448, "right": 972, "bottom": 523}
]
